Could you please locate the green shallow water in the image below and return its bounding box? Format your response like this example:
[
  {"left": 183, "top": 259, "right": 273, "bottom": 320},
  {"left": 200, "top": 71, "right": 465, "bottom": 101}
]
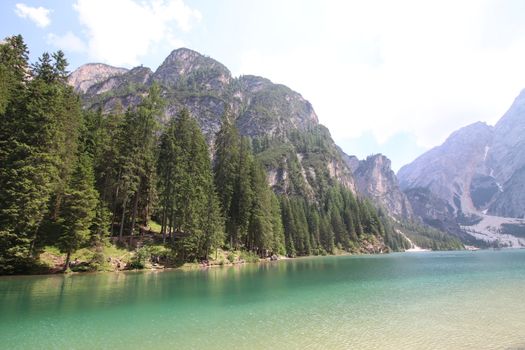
[{"left": 1, "top": 250, "right": 525, "bottom": 349}]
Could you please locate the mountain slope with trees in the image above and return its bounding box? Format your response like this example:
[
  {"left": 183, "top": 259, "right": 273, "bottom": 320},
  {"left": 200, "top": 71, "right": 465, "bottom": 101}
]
[{"left": 0, "top": 36, "right": 462, "bottom": 274}]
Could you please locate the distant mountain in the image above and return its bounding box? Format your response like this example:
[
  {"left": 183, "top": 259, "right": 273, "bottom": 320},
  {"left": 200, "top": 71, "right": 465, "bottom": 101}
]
[
  {"left": 398, "top": 90, "right": 525, "bottom": 246},
  {"left": 352, "top": 154, "right": 413, "bottom": 219}
]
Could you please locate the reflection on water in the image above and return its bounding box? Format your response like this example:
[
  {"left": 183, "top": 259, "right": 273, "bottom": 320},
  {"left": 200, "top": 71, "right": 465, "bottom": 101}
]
[{"left": 1, "top": 250, "right": 525, "bottom": 349}]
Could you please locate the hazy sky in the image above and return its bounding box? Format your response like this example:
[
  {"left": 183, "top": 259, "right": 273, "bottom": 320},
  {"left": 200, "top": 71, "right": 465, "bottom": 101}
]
[{"left": 2, "top": 0, "right": 525, "bottom": 171}]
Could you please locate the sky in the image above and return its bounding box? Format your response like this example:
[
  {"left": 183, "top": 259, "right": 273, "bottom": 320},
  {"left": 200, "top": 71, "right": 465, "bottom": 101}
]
[{"left": 2, "top": 0, "right": 525, "bottom": 172}]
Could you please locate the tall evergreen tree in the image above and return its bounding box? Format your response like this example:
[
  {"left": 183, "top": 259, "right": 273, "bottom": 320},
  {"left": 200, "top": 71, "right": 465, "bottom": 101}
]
[
  {"left": 213, "top": 111, "right": 240, "bottom": 246},
  {"left": 114, "top": 84, "right": 163, "bottom": 238},
  {"left": 157, "top": 108, "right": 222, "bottom": 260},
  {"left": 247, "top": 161, "right": 273, "bottom": 254},
  {"left": 57, "top": 154, "right": 98, "bottom": 270}
]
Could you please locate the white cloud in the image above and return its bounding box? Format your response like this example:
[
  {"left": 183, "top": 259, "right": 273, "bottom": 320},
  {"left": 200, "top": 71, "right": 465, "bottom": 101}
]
[
  {"left": 47, "top": 32, "right": 87, "bottom": 53},
  {"left": 15, "top": 3, "right": 51, "bottom": 28},
  {"left": 73, "top": 0, "right": 201, "bottom": 66},
  {"left": 236, "top": 0, "right": 525, "bottom": 165}
]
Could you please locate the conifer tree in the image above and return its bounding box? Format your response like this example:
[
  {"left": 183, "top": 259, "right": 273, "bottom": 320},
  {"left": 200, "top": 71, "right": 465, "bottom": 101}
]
[
  {"left": 114, "top": 84, "right": 162, "bottom": 238},
  {"left": 270, "top": 193, "right": 285, "bottom": 255},
  {"left": 58, "top": 154, "right": 98, "bottom": 270},
  {"left": 213, "top": 112, "right": 241, "bottom": 246},
  {"left": 247, "top": 161, "right": 273, "bottom": 254}
]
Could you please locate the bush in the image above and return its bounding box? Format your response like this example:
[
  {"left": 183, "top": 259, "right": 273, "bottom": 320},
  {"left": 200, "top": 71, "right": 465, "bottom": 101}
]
[
  {"left": 129, "top": 246, "right": 151, "bottom": 269},
  {"left": 239, "top": 251, "right": 260, "bottom": 263}
]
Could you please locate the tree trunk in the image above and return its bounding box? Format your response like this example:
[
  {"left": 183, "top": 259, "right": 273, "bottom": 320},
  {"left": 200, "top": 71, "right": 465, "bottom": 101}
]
[
  {"left": 111, "top": 183, "right": 121, "bottom": 237},
  {"left": 119, "top": 197, "right": 128, "bottom": 240},
  {"left": 161, "top": 206, "right": 167, "bottom": 243},
  {"left": 64, "top": 251, "right": 71, "bottom": 272},
  {"left": 169, "top": 207, "right": 175, "bottom": 242},
  {"left": 130, "top": 191, "right": 139, "bottom": 236}
]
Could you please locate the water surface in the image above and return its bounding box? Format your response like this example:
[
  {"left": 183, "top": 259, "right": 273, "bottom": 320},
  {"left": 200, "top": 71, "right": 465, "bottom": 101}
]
[{"left": 1, "top": 250, "right": 525, "bottom": 349}]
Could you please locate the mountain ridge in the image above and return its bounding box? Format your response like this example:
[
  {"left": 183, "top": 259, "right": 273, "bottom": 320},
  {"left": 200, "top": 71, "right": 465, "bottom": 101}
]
[{"left": 398, "top": 89, "right": 525, "bottom": 246}]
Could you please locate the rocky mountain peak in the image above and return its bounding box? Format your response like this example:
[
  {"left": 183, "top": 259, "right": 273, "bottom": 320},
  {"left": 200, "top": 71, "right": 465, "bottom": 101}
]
[
  {"left": 68, "top": 63, "right": 128, "bottom": 93},
  {"left": 153, "top": 48, "right": 231, "bottom": 90}
]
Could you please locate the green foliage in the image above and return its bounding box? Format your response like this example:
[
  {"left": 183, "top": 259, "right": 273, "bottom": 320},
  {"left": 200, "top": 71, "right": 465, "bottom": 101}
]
[
  {"left": 239, "top": 250, "right": 260, "bottom": 263},
  {"left": 57, "top": 154, "right": 99, "bottom": 269},
  {"left": 157, "top": 108, "right": 223, "bottom": 260},
  {"left": 397, "top": 220, "right": 463, "bottom": 251},
  {"left": 129, "top": 246, "right": 151, "bottom": 269},
  {"left": 0, "top": 36, "right": 86, "bottom": 273}
]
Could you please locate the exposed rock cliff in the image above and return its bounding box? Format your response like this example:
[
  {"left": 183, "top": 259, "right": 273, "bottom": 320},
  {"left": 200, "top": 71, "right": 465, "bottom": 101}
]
[
  {"left": 353, "top": 154, "right": 413, "bottom": 219},
  {"left": 68, "top": 63, "right": 128, "bottom": 93},
  {"left": 398, "top": 121, "right": 494, "bottom": 218}
]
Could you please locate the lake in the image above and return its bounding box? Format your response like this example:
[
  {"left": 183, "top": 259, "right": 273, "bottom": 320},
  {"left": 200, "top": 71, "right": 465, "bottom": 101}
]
[{"left": 1, "top": 250, "right": 525, "bottom": 349}]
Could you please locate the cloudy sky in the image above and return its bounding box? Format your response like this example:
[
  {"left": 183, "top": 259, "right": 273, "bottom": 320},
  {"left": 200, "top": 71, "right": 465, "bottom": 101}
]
[{"left": 2, "top": 0, "right": 525, "bottom": 171}]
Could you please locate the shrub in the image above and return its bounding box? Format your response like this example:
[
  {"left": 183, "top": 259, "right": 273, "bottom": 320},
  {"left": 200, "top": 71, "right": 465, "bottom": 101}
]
[{"left": 129, "top": 246, "right": 151, "bottom": 269}]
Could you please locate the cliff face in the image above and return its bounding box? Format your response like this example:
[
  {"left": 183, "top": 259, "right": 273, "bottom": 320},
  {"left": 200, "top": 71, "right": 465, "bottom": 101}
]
[
  {"left": 67, "top": 63, "right": 128, "bottom": 93},
  {"left": 398, "top": 122, "right": 494, "bottom": 218},
  {"left": 486, "top": 90, "right": 525, "bottom": 218},
  {"left": 69, "top": 48, "right": 355, "bottom": 199},
  {"left": 353, "top": 154, "right": 413, "bottom": 219}
]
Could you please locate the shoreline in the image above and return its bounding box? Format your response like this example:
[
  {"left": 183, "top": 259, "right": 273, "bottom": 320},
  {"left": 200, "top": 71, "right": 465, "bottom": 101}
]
[{"left": 9, "top": 246, "right": 516, "bottom": 278}]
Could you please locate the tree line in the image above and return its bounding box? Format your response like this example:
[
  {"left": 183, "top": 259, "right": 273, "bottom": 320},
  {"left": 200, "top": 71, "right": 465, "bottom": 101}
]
[{"left": 0, "top": 36, "right": 407, "bottom": 274}]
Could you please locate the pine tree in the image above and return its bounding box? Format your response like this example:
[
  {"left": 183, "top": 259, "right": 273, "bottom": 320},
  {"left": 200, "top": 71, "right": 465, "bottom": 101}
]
[
  {"left": 247, "top": 161, "right": 273, "bottom": 255},
  {"left": 114, "top": 84, "right": 162, "bottom": 239},
  {"left": 213, "top": 111, "right": 240, "bottom": 246},
  {"left": 270, "top": 193, "right": 285, "bottom": 255},
  {"left": 231, "top": 137, "right": 254, "bottom": 248},
  {"left": 203, "top": 188, "right": 224, "bottom": 259},
  {"left": 57, "top": 154, "right": 98, "bottom": 270},
  {"left": 0, "top": 40, "right": 82, "bottom": 272},
  {"left": 157, "top": 118, "right": 177, "bottom": 242},
  {"left": 157, "top": 108, "right": 223, "bottom": 260},
  {"left": 280, "top": 198, "right": 297, "bottom": 257}
]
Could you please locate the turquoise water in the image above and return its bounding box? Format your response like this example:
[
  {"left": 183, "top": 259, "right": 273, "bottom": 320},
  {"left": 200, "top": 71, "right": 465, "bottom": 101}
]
[{"left": 1, "top": 250, "right": 525, "bottom": 349}]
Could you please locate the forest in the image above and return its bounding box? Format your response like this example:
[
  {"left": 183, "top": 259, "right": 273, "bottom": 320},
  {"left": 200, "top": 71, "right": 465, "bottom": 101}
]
[{"left": 0, "top": 35, "right": 426, "bottom": 274}]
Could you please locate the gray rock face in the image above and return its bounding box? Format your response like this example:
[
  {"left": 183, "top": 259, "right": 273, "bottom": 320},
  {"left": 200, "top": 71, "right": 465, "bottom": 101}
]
[
  {"left": 398, "top": 121, "right": 494, "bottom": 217},
  {"left": 236, "top": 75, "right": 319, "bottom": 138},
  {"left": 488, "top": 167, "right": 525, "bottom": 218},
  {"left": 486, "top": 89, "right": 525, "bottom": 218},
  {"left": 404, "top": 188, "right": 462, "bottom": 235},
  {"left": 153, "top": 48, "right": 232, "bottom": 94},
  {"left": 68, "top": 63, "right": 128, "bottom": 93},
  {"left": 398, "top": 89, "right": 525, "bottom": 233},
  {"left": 352, "top": 154, "right": 413, "bottom": 219},
  {"left": 487, "top": 89, "right": 525, "bottom": 184},
  {"left": 337, "top": 147, "right": 360, "bottom": 172}
]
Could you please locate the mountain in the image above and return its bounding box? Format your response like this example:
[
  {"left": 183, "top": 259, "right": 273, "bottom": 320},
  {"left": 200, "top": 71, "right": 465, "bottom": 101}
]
[
  {"left": 69, "top": 48, "right": 465, "bottom": 252},
  {"left": 68, "top": 63, "right": 128, "bottom": 93},
  {"left": 398, "top": 121, "right": 493, "bottom": 218},
  {"left": 70, "top": 48, "right": 355, "bottom": 200},
  {"left": 486, "top": 89, "right": 525, "bottom": 217},
  {"left": 398, "top": 90, "right": 525, "bottom": 246},
  {"left": 352, "top": 154, "right": 413, "bottom": 219}
]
